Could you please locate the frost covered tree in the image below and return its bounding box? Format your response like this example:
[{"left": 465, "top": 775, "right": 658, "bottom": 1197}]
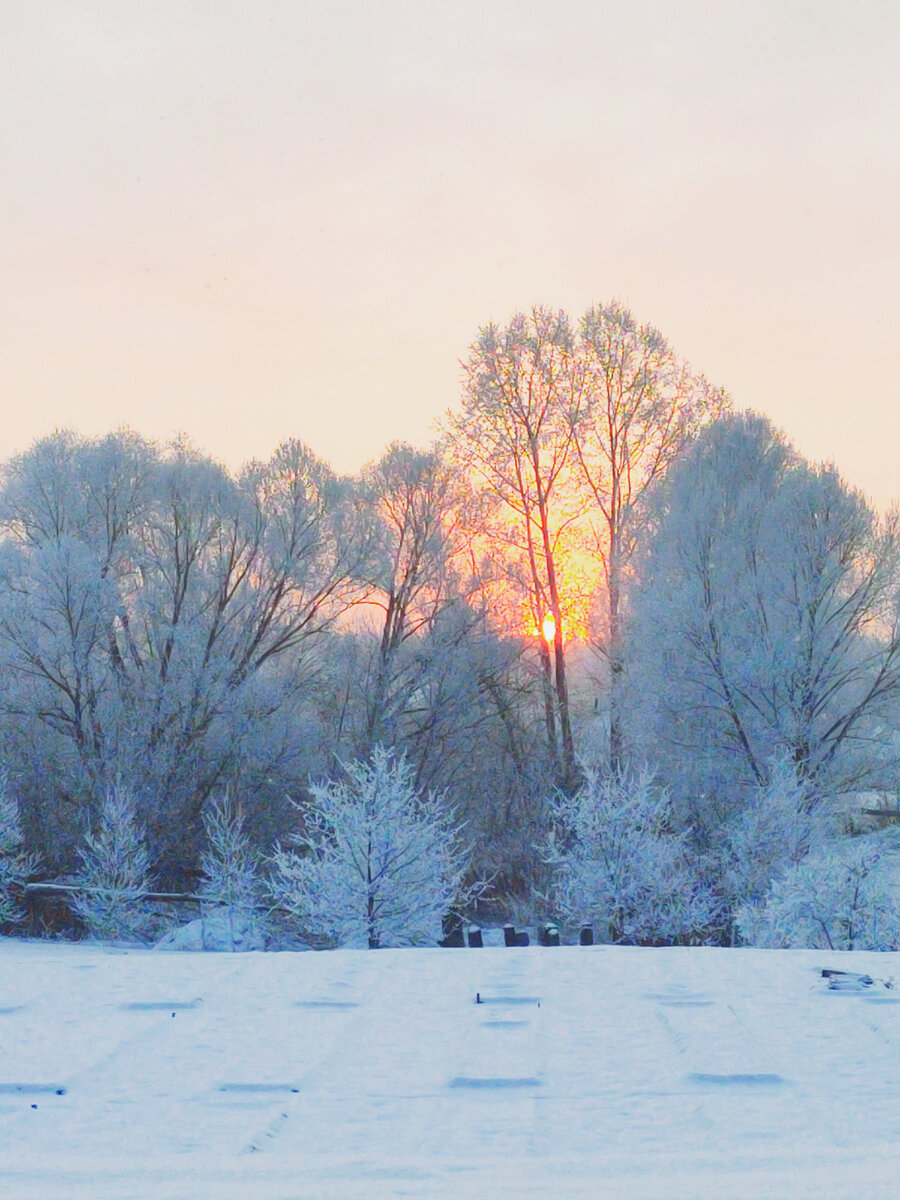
[
  {"left": 568, "top": 302, "right": 728, "bottom": 767},
  {"left": 352, "top": 441, "right": 480, "bottom": 756},
  {"left": 547, "top": 764, "right": 718, "bottom": 944},
  {"left": 332, "top": 440, "right": 558, "bottom": 905},
  {"left": 72, "top": 786, "right": 153, "bottom": 942},
  {"left": 722, "top": 760, "right": 836, "bottom": 915},
  {"left": 271, "top": 747, "right": 479, "bottom": 948},
  {"left": 199, "top": 794, "right": 266, "bottom": 951},
  {"left": 0, "top": 771, "right": 39, "bottom": 925},
  {"left": 627, "top": 413, "right": 900, "bottom": 836},
  {"left": 736, "top": 839, "right": 900, "bottom": 951},
  {"left": 0, "top": 431, "right": 373, "bottom": 880}
]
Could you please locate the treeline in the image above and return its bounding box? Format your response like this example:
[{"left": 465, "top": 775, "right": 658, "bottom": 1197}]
[{"left": 2, "top": 302, "right": 900, "bottom": 947}]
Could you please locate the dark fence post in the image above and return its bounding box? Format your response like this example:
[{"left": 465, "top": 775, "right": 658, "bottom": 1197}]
[
  {"left": 467, "top": 925, "right": 483, "bottom": 948},
  {"left": 579, "top": 925, "right": 594, "bottom": 946}
]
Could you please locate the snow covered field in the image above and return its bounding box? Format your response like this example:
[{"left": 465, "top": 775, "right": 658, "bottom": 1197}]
[{"left": 2, "top": 938, "right": 900, "bottom": 1199}]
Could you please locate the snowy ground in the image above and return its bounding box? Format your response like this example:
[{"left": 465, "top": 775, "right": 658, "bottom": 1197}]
[{"left": 2, "top": 938, "right": 900, "bottom": 1199}]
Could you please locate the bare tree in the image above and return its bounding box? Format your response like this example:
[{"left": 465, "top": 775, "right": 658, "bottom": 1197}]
[
  {"left": 356, "top": 442, "right": 468, "bottom": 749},
  {"left": 570, "top": 302, "right": 728, "bottom": 766},
  {"left": 446, "top": 309, "right": 587, "bottom": 788}
]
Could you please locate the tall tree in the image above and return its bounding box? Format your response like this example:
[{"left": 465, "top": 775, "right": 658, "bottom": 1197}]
[
  {"left": 628, "top": 413, "right": 900, "bottom": 836},
  {"left": 570, "top": 302, "right": 728, "bottom": 766},
  {"left": 447, "top": 309, "right": 586, "bottom": 788},
  {"left": 356, "top": 442, "right": 467, "bottom": 749},
  {"left": 0, "top": 432, "right": 371, "bottom": 879}
]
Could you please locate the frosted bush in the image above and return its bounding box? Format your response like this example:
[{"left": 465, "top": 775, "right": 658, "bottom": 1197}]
[
  {"left": 73, "top": 786, "right": 154, "bottom": 942},
  {"left": 724, "top": 761, "right": 832, "bottom": 910},
  {"left": 199, "top": 794, "right": 266, "bottom": 951},
  {"left": 548, "top": 764, "right": 718, "bottom": 944},
  {"left": 271, "top": 746, "right": 480, "bottom": 949},
  {"left": 736, "top": 838, "right": 900, "bottom": 950},
  {"left": 0, "top": 771, "right": 39, "bottom": 924}
]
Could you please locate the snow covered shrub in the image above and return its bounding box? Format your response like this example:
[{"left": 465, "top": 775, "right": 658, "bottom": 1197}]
[
  {"left": 723, "top": 761, "right": 832, "bottom": 911},
  {"left": 0, "top": 771, "right": 39, "bottom": 925},
  {"left": 548, "top": 764, "right": 718, "bottom": 944},
  {"left": 73, "top": 786, "right": 153, "bottom": 942},
  {"left": 736, "top": 838, "right": 900, "bottom": 951},
  {"left": 271, "top": 746, "right": 479, "bottom": 949},
  {"left": 199, "top": 794, "right": 266, "bottom": 951}
]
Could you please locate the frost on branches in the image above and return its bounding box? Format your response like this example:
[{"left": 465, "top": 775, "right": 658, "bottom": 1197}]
[
  {"left": 0, "top": 771, "right": 38, "bottom": 924},
  {"left": 548, "top": 765, "right": 718, "bottom": 944},
  {"left": 736, "top": 838, "right": 900, "bottom": 951},
  {"left": 198, "top": 794, "right": 266, "bottom": 951},
  {"left": 72, "top": 786, "right": 153, "bottom": 942},
  {"left": 723, "top": 760, "right": 834, "bottom": 912},
  {"left": 271, "top": 747, "right": 479, "bottom": 948}
]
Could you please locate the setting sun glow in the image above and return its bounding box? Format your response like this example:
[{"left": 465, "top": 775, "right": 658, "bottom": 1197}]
[{"left": 541, "top": 613, "right": 557, "bottom": 644}]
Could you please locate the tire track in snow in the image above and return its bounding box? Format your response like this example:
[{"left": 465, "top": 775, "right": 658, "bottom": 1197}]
[
  {"left": 0, "top": 953, "right": 253, "bottom": 1153},
  {"left": 244, "top": 948, "right": 550, "bottom": 1164},
  {"left": 238, "top": 954, "right": 384, "bottom": 1155}
]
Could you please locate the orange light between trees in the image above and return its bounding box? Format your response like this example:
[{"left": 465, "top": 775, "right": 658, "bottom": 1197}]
[{"left": 541, "top": 613, "right": 557, "bottom": 644}]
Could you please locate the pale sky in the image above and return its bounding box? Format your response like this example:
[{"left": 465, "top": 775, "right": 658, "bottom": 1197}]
[{"left": 3, "top": 1, "right": 899, "bottom": 506}]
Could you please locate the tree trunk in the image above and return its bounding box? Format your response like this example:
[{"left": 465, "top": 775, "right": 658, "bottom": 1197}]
[
  {"left": 367, "top": 841, "right": 378, "bottom": 949},
  {"left": 607, "top": 535, "right": 624, "bottom": 774}
]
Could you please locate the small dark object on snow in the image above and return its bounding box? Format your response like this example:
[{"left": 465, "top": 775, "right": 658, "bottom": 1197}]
[
  {"left": 537, "top": 923, "right": 559, "bottom": 947},
  {"left": 580, "top": 925, "right": 594, "bottom": 946},
  {"left": 821, "top": 969, "right": 878, "bottom": 991},
  {"left": 467, "top": 925, "right": 483, "bottom": 948},
  {"left": 503, "top": 924, "right": 517, "bottom": 947},
  {"left": 0, "top": 1085, "right": 66, "bottom": 1095},
  {"left": 515, "top": 931, "right": 529, "bottom": 947},
  {"left": 476, "top": 992, "right": 482, "bottom": 1004},
  {"left": 30, "top": 1104, "right": 37, "bottom": 1109}
]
